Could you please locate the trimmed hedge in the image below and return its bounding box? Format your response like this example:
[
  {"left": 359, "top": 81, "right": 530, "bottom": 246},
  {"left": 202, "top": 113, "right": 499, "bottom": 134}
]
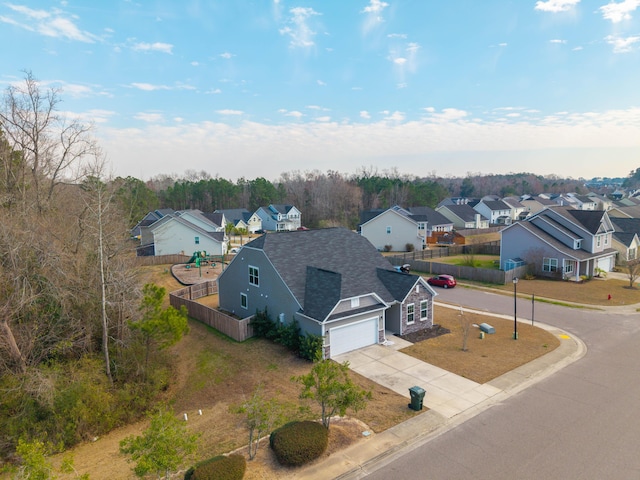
[
  {"left": 269, "top": 420, "right": 328, "bottom": 467},
  {"left": 184, "top": 453, "right": 246, "bottom": 480}
]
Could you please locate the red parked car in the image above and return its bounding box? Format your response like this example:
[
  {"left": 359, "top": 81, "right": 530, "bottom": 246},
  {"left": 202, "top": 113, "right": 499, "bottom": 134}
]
[{"left": 427, "top": 274, "right": 456, "bottom": 289}]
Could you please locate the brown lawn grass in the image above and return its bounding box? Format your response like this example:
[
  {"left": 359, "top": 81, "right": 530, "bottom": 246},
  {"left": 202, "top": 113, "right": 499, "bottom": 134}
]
[
  {"left": 403, "top": 306, "right": 560, "bottom": 384},
  {"left": 472, "top": 276, "right": 640, "bottom": 307},
  {"left": 41, "top": 265, "right": 565, "bottom": 479}
]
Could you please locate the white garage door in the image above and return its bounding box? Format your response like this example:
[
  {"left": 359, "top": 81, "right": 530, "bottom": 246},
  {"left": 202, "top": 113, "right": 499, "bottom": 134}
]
[{"left": 330, "top": 317, "right": 378, "bottom": 356}]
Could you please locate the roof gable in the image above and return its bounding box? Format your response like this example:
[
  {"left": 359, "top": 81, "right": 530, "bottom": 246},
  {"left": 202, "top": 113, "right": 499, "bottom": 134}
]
[{"left": 242, "top": 228, "right": 428, "bottom": 318}]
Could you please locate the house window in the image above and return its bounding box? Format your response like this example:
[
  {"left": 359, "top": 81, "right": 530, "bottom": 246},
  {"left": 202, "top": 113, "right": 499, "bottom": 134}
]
[
  {"left": 543, "top": 257, "right": 558, "bottom": 272},
  {"left": 604, "top": 235, "right": 608, "bottom": 245},
  {"left": 420, "top": 300, "right": 428, "bottom": 320},
  {"left": 596, "top": 236, "right": 601, "bottom": 247},
  {"left": 575, "top": 239, "right": 582, "bottom": 249},
  {"left": 195, "top": 236, "right": 200, "bottom": 245},
  {"left": 240, "top": 293, "right": 248, "bottom": 309},
  {"left": 418, "top": 223, "right": 425, "bottom": 230},
  {"left": 386, "top": 226, "right": 392, "bottom": 234},
  {"left": 565, "top": 261, "right": 574, "bottom": 274},
  {"left": 249, "top": 266, "right": 259, "bottom": 286},
  {"left": 407, "top": 303, "right": 415, "bottom": 324},
  {"left": 630, "top": 248, "right": 637, "bottom": 260},
  {"left": 351, "top": 298, "right": 360, "bottom": 308}
]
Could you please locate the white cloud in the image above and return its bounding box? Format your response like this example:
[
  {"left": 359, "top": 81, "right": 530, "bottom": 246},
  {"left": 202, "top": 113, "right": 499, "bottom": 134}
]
[
  {"left": 191, "top": 61, "right": 200, "bottom": 66},
  {"left": 279, "top": 7, "right": 320, "bottom": 48},
  {"left": 384, "top": 111, "right": 405, "bottom": 122},
  {"left": 71, "top": 108, "right": 115, "bottom": 124},
  {"left": 130, "top": 83, "right": 171, "bottom": 91},
  {"left": 423, "top": 107, "right": 435, "bottom": 113},
  {"left": 605, "top": 34, "right": 640, "bottom": 52},
  {"left": 572, "top": 46, "right": 584, "bottom": 50},
  {"left": 131, "top": 41, "right": 174, "bottom": 54},
  {"left": 361, "top": 0, "right": 389, "bottom": 35},
  {"left": 2, "top": 3, "right": 99, "bottom": 42},
  {"left": 600, "top": 0, "right": 640, "bottom": 23},
  {"left": 316, "top": 116, "right": 331, "bottom": 122},
  {"left": 317, "top": 79, "right": 327, "bottom": 86},
  {"left": 428, "top": 108, "right": 469, "bottom": 122},
  {"left": 550, "top": 39, "right": 566, "bottom": 43},
  {"left": 98, "top": 107, "right": 640, "bottom": 182},
  {"left": 393, "top": 57, "right": 407, "bottom": 65},
  {"left": 216, "top": 109, "right": 244, "bottom": 115},
  {"left": 360, "top": 111, "right": 371, "bottom": 119},
  {"left": 206, "top": 88, "right": 222, "bottom": 94},
  {"left": 134, "top": 112, "right": 164, "bottom": 123},
  {"left": 534, "top": 0, "right": 580, "bottom": 13},
  {"left": 307, "top": 105, "right": 329, "bottom": 111},
  {"left": 284, "top": 110, "right": 304, "bottom": 118},
  {"left": 388, "top": 33, "right": 407, "bottom": 39},
  {"left": 219, "top": 52, "right": 234, "bottom": 59}
]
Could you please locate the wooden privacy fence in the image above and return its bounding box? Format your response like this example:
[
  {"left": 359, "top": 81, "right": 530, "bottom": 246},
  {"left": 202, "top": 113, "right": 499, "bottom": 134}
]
[
  {"left": 135, "top": 254, "right": 191, "bottom": 266},
  {"left": 388, "top": 255, "right": 528, "bottom": 285},
  {"left": 170, "top": 281, "right": 254, "bottom": 342},
  {"left": 392, "top": 242, "right": 501, "bottom": 261}
]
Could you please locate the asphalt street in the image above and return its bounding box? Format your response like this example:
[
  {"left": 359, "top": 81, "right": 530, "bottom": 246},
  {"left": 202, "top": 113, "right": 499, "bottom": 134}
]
[{"left": 364, "top": 286, "right": 640, "bottom": 480}]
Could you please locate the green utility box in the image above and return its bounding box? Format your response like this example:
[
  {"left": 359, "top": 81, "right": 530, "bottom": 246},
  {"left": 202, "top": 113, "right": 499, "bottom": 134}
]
[{"left": 408, "top": 386, "right": 426, "bottom": 411}]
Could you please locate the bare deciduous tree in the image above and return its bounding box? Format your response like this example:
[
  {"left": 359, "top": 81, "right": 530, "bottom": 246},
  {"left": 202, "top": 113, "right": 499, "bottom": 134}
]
[{"left": 0, "top": 71, "right": 97, "bottom": 213}]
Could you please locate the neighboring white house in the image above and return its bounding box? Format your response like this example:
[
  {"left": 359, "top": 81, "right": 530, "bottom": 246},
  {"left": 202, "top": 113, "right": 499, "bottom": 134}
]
[
  {"left": 359, "top": 205, "right": 453, "bottom": 251},
  {"left": 473, "top": 199, "right": 513, "bottom": 225},
  {"left": 138, "top": 210, "right": 227, "bottom": 256},
  {"left": 360, "top": 206, "right": 424, "bottom": 252},
  {"left": 502, "top": 197, "right": 529, "bottom": 221},
  {"left": 255, "top": 204, "right": 301, "bottom": 231},
  {"left": 215, "top": 208, "right": 263, "bottom": 233}
]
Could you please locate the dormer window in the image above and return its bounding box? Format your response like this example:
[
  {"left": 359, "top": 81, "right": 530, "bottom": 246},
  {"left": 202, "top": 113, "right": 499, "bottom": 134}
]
[{"left": 575, "top": 239, "right": 582, "bottom": 249}]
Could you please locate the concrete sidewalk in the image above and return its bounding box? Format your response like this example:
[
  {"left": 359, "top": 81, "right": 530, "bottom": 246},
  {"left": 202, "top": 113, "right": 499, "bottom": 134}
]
[{"left": 296, "top": 313, "right": 586, "bottom": 479}]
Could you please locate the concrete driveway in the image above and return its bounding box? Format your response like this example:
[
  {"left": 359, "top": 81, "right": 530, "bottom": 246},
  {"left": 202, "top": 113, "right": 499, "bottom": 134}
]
[{"left": 334, "top": 334, "right": 502, "bottom": 419}]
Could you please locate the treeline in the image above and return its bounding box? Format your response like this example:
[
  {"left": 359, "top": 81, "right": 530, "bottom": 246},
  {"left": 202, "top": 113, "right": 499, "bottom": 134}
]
[
  {"left": 0, "top": 73, "right": 187, "bottom": 464},
  {"left": 121, "top": 168, "right": 588, "bottom": 230}
]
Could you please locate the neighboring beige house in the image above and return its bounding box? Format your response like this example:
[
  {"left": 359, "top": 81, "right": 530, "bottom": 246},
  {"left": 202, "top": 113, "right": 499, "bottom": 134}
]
[{"left": 436, "top": 204, "right": 489, "bottom": 229}]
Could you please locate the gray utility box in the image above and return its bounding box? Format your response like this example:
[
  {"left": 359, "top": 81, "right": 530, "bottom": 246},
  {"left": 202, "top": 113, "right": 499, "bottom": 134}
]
[
  {"left": 479, "top": 323, "right": 495, "bottom": 334},
  {"left": 408, "top": 386, "right": 426, "bottom": 411}
]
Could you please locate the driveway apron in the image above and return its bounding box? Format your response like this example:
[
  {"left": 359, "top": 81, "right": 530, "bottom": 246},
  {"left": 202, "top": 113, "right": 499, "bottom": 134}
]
[{"left": 334, "top": 337, "right": 502, "bottom": 419}]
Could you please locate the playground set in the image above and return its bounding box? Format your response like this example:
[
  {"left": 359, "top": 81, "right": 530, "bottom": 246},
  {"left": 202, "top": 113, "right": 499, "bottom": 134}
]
[{"left": 186, "top": 251, "right": 219, "bottom": 269}]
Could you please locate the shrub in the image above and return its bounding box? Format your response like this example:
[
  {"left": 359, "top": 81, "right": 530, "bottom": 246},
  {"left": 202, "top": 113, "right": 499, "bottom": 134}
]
[
  {"left": 383, "top": 244, "right": 392, "bottom": 252},
  {"left": 185, "top": 454, "right": 246, "bottom": 480},
  {"left": 250, "top": 308, "right": 275, "bottom": 338},
  {"left": 405, "top": 243, "right": 414, "bottom": 252},
  {"left": 251, "top": 309, "right": 322, "bottom": 361},
  {"left": 275, "top": 320, "right": 301, "bottom": 352},
  {"left": 299, "top": 334, "right": 324, "bottom": 362},
  {"left": 270, "top": 420, "right": 328, "bottom": 467}
]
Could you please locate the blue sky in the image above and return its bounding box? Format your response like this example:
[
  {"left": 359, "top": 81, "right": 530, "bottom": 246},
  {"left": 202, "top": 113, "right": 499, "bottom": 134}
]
[{"left": 1, "top": 0, "right": 639, "bottom": 182}]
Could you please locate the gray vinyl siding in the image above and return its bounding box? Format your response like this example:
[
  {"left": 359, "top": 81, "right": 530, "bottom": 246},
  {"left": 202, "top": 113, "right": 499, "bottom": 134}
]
[
  {"left": 500, "top": 224, "right": 563, "bottom": 270},
  {"left": 218, "top": 249, "right": 301, "bottom": 322}
]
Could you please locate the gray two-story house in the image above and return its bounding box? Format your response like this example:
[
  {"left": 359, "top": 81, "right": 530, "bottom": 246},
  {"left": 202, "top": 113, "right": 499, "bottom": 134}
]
[
  {"left": 217, "top": 228, "right": 437, "bottom": 358},
  {"left": 500, "top": 206, "right": 617, "bottom": 280}
]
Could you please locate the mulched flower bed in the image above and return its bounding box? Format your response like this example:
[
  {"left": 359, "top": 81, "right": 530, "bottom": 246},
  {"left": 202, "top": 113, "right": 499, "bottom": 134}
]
[{"left": 398, "top": 324, "right": 451, "bottom": 343}]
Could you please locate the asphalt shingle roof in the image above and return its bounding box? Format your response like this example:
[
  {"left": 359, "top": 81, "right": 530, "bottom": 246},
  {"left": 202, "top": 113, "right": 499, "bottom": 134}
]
[{"left": 243, "top": 228, "right": 423, "bottom": 320}]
